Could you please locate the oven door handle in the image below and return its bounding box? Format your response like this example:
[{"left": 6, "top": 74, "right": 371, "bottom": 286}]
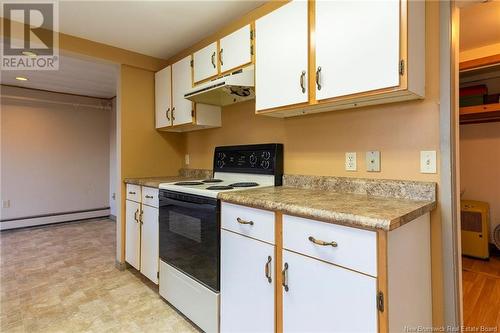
[{"left": 164, "top": 197, "right": 216, "bottom": 211}]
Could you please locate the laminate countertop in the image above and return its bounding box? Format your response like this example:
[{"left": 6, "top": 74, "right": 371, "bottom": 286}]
[
  {"left": 124, "top": 169, "right": 213, "bottom": 188},
  {"left": 218, "top": 182, "right": 436, "bottom": 232}
]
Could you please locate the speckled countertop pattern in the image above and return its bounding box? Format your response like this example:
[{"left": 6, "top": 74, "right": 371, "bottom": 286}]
[
  {"left": 218, "top": 176, "right": 437, "bottom": 231},
  {"left": 124, "top": 168, "right": 213, "bottom": 188}
]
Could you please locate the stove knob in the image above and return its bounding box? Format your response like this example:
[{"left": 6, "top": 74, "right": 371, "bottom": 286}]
[
  {"left": 261, "top": 160, "right": 270, "bottom": 169},
  {"left": 217, "top": 152, "right": 226, "bottom": 160},
  {"left": 262, "top": 151, "right": 271, "bottom": 160},
  {"left": 249, "top": 153, "right": 257, "bottom": 166},
  {"left": 217, "top": 160, "right": 225, "bottom": 168}
]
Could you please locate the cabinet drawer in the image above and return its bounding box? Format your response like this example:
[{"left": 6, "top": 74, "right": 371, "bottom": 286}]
[
  {"left": 142, "top": 186, "right": 159, "bottom": 208},
  {"left": 221, "top": 202, "right": 275, "bottom": 244},
  {"left": 283, "top": 215, "right": 377, "bottom": 276},
  {"left": 126, "top": 184, "right": 141, "bottom": 202}
]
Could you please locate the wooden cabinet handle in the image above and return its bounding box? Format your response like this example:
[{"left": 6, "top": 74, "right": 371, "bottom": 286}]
[
  {"left": 308, "top": 236, "right": 338, "bottom": 247},
  {"left": 139, "top": 210, "right": 143, "bottom": 224},
  {"left": 134, "top": 209, "right": 139, "bottom": 223},
  {"left": 171, "top": 107, "right": 176, "bottom": 120},
  {"left": 237, "top": 217, "right": 254, "bottom": 225},
  {"left": 219, "top": 48, "right": 224, "bottom": 66},
  {"left": 166, "top": 107, "right": 170, "bottom": 121}
]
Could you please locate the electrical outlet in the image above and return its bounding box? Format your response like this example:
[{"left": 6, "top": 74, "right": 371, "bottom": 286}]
[
  {"left": 366, "top": 151, "right": 381, "bottom": 172},
  {"left": 345, "top": 152, "right": 357, "bottom": 171},
  {"left": 420, "top": 151, "right": 437, "bottom": 174},
  {"left": 2, "top": 200, "right": 10, "bottom": 209},
  {"left": 185, "top": 154, "right": 190, "bottom": 165}
]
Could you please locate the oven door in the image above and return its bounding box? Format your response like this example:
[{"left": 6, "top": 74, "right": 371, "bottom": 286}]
[{"left": 159, "top": 190, "right": 220, "bottom": 292}]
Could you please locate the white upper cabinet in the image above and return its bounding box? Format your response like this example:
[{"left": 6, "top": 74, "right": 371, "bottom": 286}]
[
  {"left": 193, "top": 42, "right": 218, "bottom": 83},
  {"left": 255, "top": 0, "right": 309, "bottom": 112},
  {"left": 315, "top": 0, "right": 400, "bottom": 100},
  {"left": 172, "top": 56, "right": 195, "bottom": 126},
  {"left": 155, "top": 66, "right": 172, "bottom": 129},
  {"left": 219, "top": 24, "right": 252, "bottom": 73}
]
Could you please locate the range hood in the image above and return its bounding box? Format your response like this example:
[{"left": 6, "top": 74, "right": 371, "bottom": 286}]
[{"left": 184, "top": 65, "right": 254, "bottom": 107}]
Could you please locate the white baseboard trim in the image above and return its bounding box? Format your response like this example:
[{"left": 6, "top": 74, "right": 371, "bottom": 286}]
[{"left": 0, "top": 208, "right": 110, "bottom": 231}]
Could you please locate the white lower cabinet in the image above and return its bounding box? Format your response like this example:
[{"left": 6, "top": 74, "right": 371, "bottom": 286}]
[
  {"left": 125, "top": 199, "right": 141, "bottom": 270},
  {"left": 125, "top": 184, "right": 159, "bottom": 284},
  {"left": 220, "top": 230, "right": 275, "bottom": 333},
  {"left": 282, "top": 250, "right": 377, "bottom": 333},
  {"left": 140, "top": 204, "right": 159, "bottom": 284}
]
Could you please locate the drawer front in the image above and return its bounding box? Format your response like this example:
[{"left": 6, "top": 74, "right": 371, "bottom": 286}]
[
  {"left": 221, "top": 202, "right": 275, "bottom": 244},
  {"left": 283, "top": 215, "right": 377, "bottom": 276},
  {"left": 126, "top": 184, "right": 141, "bottom": 202},
  {"left": 142, "top": 186, "right": 159, "bottom": 208}
]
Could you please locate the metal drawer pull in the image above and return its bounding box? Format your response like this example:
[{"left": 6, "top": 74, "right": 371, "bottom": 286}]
[
  {"left": 134, "top": 209, "right": 139, "bottom": 223},
  {"left": 236, "top": 217, "right": 254, "bottom": 225},
  {"left": 282, "top": 263, "right": 289, "bottom": 292},
  {"left": 145, "top": 195, "right": 154, "bottom": 199},
  {"left": 315, "top": 66, "right": 322, "bottom": 90},
  {"left": 265, "top": 256, "right": 272, "bottom": 283},
  {"left": 128, "top": 191, "right": 136, "bottom": 195},
  {"left": 211, "top": 51, "right": 216, "bottom": 68},
  {"left": 308, "top": 236, "right": 338, "bottom": 247},
  {"left": 166, "top": 108, "right": 170, "bottom": 121},
  {"left": 219, "top": 48, "right": 224, "bottom": 66},
  {"left": 300, "top": 70, "right": 306, "bottom": 93}
]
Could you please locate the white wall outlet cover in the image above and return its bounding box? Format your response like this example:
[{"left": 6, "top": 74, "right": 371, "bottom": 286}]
[
  {"left": 366, "top": 151, "right": 381, "bottom": 172},
  {"left": 420, "top": 151, "right": 437, "bottom": 174},
  {"left": 185, "top": 154, "right": 190, "bottom": 165},
  {"left": 2, "top": 200, "right": 10, "bottom": 209},
  {"left": 345, "top": 152, "right": 357, "bottom": 171}
]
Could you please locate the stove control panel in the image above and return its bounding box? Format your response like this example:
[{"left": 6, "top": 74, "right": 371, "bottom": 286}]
[{"left": 213, "top": 144, "right": 283, "bottom": 177}]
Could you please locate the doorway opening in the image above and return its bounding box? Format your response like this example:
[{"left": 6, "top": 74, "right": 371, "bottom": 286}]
[{"left": 457, "top": 1, "right": 500, "bottom": 328}]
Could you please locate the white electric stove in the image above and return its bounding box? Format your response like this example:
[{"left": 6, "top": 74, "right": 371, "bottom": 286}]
[{"left": 157, "top": 144, "right": 283, "bottom": 333}]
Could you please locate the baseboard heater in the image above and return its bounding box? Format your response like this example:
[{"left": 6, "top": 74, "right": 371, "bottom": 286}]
[{"left": 0, "top": 207, "right": 110, "bottom": 231}]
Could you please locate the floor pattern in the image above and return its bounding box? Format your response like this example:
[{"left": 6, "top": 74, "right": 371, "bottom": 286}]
[
  {"left": 0, "top": 219, "right": 198, "bottom": 332},
  {"left": 462, "top": 255, "right": 500, "bottom": 329}
]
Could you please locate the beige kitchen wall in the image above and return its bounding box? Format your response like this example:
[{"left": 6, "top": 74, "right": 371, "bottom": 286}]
[
  {"left": 460, "top": 122, "right": 500, "bottom": 241},
  {"left": 183, "top": 0, "right": 443, "bottom": 325},
  {"left": 0, "top": 86, "right": 110, "bottom": 220}
]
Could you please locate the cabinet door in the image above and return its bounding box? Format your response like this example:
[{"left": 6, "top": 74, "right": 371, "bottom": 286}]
[
  {"left": 172, "top": 56, "right": 194, "bottom": 126},
  {"left": 125, "top": 200, "right": 141, "bottom": 270},
  {"left": 282, "top": 250, "right": 377, "bottom": 332},
  {"left": 219, "top": 25, "right": 252, "bottom": 73},
  {"left": 140, "top": 205, "right": 159, "bottom": 284},
  {"left": 315, "top": 0, "right": 400, "bottom": 100},
  {"left": 255, "top": 0, "right": 309, "bottom": 112},
  {"left": 221, "top": 230, "right": 275, "bottom": 332},
  {"left": 155, "top": 66, "right": 172, "bottom": 128},
  {"left": 193, "top": 42, "right": 218, "bottom": 83}
]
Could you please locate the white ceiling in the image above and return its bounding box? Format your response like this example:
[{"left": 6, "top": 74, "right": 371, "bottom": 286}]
[
  {"left": 58, "top": 1, "right": 265, "bottom": 59},
  {"left": 460, "top": 0, "right": 500, "bottom": 51},
  {"left": 1, "top": 53, "right": 118, "bottom": 98}
]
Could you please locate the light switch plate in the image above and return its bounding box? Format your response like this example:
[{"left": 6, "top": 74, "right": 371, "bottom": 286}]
[
  {"left": 345, "top": 152, "right": 357, "bottom": 171},
  {"left": 366, "top": 151, "right": 381, "bottom": 172},
  {"left": 185, "top": 154, "right": 190, "bottom": 165},
  {"left": 420, "top": 151, "right": 437, "bottom": 173}
]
